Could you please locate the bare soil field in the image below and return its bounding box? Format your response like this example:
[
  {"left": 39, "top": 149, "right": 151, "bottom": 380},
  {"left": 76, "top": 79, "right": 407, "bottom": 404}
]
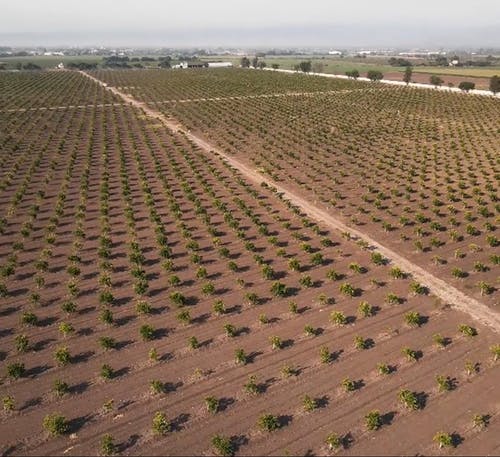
[
  {"left": 0, "top": 69, "right": 499, "bottom": 456},
  {"left": 383, "top": 71, "right": 491, "bottom": 90},
  {"left": 94, "top": 69, "right": 498, "bottom": 309}
]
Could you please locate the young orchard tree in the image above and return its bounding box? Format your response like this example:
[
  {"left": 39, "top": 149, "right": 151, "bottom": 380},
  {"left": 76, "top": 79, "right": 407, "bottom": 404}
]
[
  {"left": 211, "top": 434, "right": 234, "bottom": 457},
  {"left": 365, "top": 410, "right": 382, "bottom": 430},
  {"left": 325, "top": 432, "right": 342, "bottom": 451},
  {"left": 54, "top": 346, "right": 71, "bottom": 366},
  {"left": 377, "top": 363, "right": 391, "bottom": 375},
  {"left": 100, "top": 434, "right": 116, "bottom": 456},
  {"left": 490, "top": 344, "right": 500, "bottom": 362},
  {"left": 43, "top": 413, "right": 69, "bottom": 436},
  {"left": 330, "top": 310, "right": 347, "bottom": 326},
  {"left": 2, "top": 395, "right": 15, "bottom": 412},
  {"left": 458, "top": 324, "right": 477, "bottom": 337},
  {"left": 234, "top": 348, "right": 248, "bottom": 365},
  {"left": 152, "top": 411, "right": 171, "bottom": 435},
  {"left": 398, "top": 389, "right": 421, "bottom": 410},
  {"left": 258, "top": 413, "right": 280, "bottom": 432},
  {"left": 205, "top": 396, "right": 220, "bottom": 414},
  {"left": 270, "top": 336, "right": 283, "bottom": 350},
  {"left": 433, "top": 431, "right": 453, "bottom": 448},
  {"left": 53, "top": 379, "right": 70, "bottom": 397},
  {"left": 303, "top": 395, "right": 318, "bottom": 412}
]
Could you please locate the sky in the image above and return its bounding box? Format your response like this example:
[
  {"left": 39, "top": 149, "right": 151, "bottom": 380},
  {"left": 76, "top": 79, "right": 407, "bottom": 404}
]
[{"left": 1, "top": 0, "right": 499, "bottom": 47}]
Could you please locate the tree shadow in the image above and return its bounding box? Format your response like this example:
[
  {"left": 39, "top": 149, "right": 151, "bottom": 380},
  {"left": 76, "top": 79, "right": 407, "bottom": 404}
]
[
  {"left": 26, "top": 364, "right": 51, "bottom": 377},
  {"left": 0, "top": 327, "right": 14, "bottom": 338},
  {"left": 76, "top": 327, "right": 94, "bottom": 336},
  {"left": 416, "top": 391, "right": 429, "bottom": 409},
  {"left": 20, "top": 396, "right": 43, "bottom": 411},
  {"left": 68, "top": 414, "right": 95, "bottom": 433},
  {"left": 226, "top": 304, "right": 242, "bottom": 314},
  {"left": 118, "top": 434, "right": 141, "bottom": 453},
  {"left": 451, "top": 432, "right": 464, "bottom": 447},
  {"left": 39, "top": 316, "right": 58, "bottom": 327},
  {"left": 165, "top": 381, "right": 183, "bottom": 393},
  {"left": 115, "top": 314, "right": 136, "bottom": 326},
  {"left": 70, "top": 381, "right": 90, "bottom": 395},
  {"left": 218, "top": 397, "right": 235, "bottom": 412},
  {"left": 192, "top": 313, "right": 210, "bottom": 325},
  {"left": 247, "top": 351, "right": 263, "bottom": 364},
  {"left": 115, "top": 339, "right": 134, "bottom": 350},
  {"left": 77, "top": 306, "right": 96, "bottom": 316},
  {"left": 381, "top": 411, "right": 397, "bottom": 427},
  {"left": 230, "top": 435, "right": 249, "bottom": 454},
  {"left": 72, "top": 350, "right": 95, "bottom": 364},
  {"left": 282, "top": 338, "right": 294, "bottom": 349},
  {"left": 0, "top": 306, "right": 19, "bottom": 317},
  {"left": 32, "top": 338, "right": 56, "bottom": 351},
  {"left": 340, "top": 432, "right": 355, "bottom": 449},
  {"left": 315, "top": 395, "right": 330, "bottom": 409},
  {"left": 113, "top": 366, "right": 130, "bottom": 378},
  {"left": 278, "top": 414, "right": 293, "bottom": 428},
  {"left": 170, "top": 413, "right": 191, "bottom": 432}
]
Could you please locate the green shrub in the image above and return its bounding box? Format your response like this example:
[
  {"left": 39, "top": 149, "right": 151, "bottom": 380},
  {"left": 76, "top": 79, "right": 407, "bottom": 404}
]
[
  {"left": 43, "top": 413, "right": 68, "bottom": 436},
  {"left": 398, "top": 389, "right": 420, "bottom": 410},
  {"left": 100, "top": 434, "right": 116, "bottom": 455},
  {"left": 365, "top": 410, "right": 382, "bottom": 430},
  {"left": 152, "top": 411, "right": 170, "bottom": 435},
  {"left": 433, "top": 431, "right": 453, "bottom": 448},
  {"left": 211, "top": 434, "right": 234, "bottom": 456},
  {"left": 258, "top": 413, "right": 280, "bottom": 432}
]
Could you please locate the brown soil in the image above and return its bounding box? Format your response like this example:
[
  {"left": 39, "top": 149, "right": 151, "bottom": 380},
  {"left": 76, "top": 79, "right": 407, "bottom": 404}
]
[
  {"left": 0, "top": 70, "right": 498, "bottom": 457},
  {"left": 384, "top": 72, "right": 491, "bottom": 90}
]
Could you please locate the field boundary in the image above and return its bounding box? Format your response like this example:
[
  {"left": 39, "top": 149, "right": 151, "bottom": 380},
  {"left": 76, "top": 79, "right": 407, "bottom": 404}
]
[
  {"left": 81, "top": 70, "right": 500, "bottom": 333},
  {"left": 262, "top": 67, "right": 500, "bottom": 98}
]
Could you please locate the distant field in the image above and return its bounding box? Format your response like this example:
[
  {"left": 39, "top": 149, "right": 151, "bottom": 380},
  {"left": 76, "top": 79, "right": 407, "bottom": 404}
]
[
  {"left": 0, "top": 55, "right": 103, "bottom": 69},
  {"left": 201, "top": 55, "right": 402, "bottom": 75},
  {"left": 201, "top": 55, "right": 500, "bottom": 81},
  {"left": 411, "top": 66, "right": 500, "bottom": 78}
]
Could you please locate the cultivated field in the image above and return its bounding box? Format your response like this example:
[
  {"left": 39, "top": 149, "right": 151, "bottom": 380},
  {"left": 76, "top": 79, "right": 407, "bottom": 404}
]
[{"left": 0, "top": 69, "right": 499, "bottom": 456}]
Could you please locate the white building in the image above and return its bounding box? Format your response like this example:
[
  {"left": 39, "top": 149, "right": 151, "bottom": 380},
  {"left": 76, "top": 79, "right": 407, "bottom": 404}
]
[
  {"left": 328, "top": 50, "right": 342, "bottom": 55},
  {"left": 207, "top": 62, "right": 233, "bottom": 68}
]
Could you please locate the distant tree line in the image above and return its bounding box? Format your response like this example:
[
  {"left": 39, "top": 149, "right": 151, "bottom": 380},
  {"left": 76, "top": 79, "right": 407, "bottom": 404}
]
[
  {"left": 389, "top": 57, "right": 412, "bottom": 67},
  {"left": 67, "top": 62, "right": 97, "bottom": 70}
]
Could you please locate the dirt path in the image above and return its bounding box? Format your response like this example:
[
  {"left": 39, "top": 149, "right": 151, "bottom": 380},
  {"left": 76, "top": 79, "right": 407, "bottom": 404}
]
[
  {"left": 1, "top": 102, "right": 126, "bottom": 113},
  {"left": 81, "top": 70, "right": 500, "bottom": 333},
  {"left": 152, "top": 88, "right": 370, "bottom": 104}
]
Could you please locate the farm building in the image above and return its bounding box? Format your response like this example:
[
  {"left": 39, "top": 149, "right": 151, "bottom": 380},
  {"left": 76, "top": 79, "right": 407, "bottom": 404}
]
[
  {"left": 173, "top": 61, "right": 208, "bottom": 69},
  {"left": 207, "top": 62, "right": 233, "bottom": 68}
]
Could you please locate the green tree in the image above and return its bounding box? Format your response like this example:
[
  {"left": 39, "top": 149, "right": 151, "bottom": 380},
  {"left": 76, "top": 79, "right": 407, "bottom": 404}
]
[
  {"left": 345, "top": 69, "right": 359, "bottom": 79},
  {"left": 403, "top": 66, "right": 412, "bottom": 84},
  {"left": 100, "top": 434, "right": 116, "bottom": 456},
  {"left": 43, "top": 413, "right": 68, "bottom": 436},
  {"left": 365, "top": 410, "right": 382, "bottom": 430},
  {"left": 430, "top": 75, "right": 444, "bottom": 87},
  {"left": 299, "top": 61, "right": 312, "bottom": 73},
  {"left": 211, "top": 434, "right": 234, "bottom": 456},
  {"left": 367, "top": 70, "right": 383, "bottom": 81},
  {"left": 258, "top": 413, "right": 280, "bottom": 431},
  {"left": 489, "top": 75, "right": 500, "bottom": 94},
  {"left": 433, "top": 431, "right": 453, "bottom": 448},
  {"left": 152, "top": 411, "right": 171, "bottom": 435},
  {"left": 326, "top": 432, "right": 342, "bottom": 450},
  {"left": 458, "top": 81, "right": 475, "bottom": 92}
]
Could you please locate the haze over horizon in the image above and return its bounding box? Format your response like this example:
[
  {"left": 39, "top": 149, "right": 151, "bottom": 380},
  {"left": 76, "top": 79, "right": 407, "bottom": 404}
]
[{"left": 2, "top": 0, "right": 499, "bottom": 48}]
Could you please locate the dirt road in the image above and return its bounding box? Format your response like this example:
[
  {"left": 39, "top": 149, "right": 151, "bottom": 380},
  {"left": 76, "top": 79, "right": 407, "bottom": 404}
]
[{"left": 81, "top": 70, "right": 500, "bottom": 333}]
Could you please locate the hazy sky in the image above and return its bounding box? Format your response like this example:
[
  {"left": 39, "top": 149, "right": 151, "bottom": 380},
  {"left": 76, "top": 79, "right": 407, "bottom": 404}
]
[{"left": 1, "top": 0, "right": 499, "bottom": 47}]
